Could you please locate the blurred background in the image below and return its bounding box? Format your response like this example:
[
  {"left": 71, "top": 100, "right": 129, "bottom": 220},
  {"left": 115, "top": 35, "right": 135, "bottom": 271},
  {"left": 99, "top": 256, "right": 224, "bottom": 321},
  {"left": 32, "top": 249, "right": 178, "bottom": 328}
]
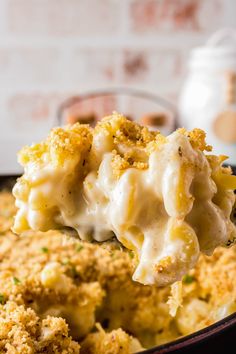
[{"left": 0, "top": 0, "right": 236, "bottom": 173}]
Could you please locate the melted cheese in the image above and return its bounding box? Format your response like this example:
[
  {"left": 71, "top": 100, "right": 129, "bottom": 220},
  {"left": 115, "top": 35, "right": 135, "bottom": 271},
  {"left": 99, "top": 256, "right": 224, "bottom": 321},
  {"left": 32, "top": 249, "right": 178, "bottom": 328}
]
[{"left": 12, "top": 113, "right": 236, "bottom": 286}]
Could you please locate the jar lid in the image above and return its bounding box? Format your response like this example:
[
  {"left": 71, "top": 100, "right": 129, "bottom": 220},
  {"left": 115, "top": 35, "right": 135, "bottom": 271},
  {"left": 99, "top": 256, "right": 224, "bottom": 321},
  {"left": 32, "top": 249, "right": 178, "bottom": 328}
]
[{"left": 189, "top": 29, "right": 236, "bottom": 70}]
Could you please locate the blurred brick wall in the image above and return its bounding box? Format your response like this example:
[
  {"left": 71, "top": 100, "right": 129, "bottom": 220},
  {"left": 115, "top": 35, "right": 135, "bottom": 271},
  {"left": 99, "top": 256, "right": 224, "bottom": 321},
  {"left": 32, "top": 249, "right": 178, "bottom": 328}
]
[{"left": 0, "top": 0, "right": 236, "bottom": 143}]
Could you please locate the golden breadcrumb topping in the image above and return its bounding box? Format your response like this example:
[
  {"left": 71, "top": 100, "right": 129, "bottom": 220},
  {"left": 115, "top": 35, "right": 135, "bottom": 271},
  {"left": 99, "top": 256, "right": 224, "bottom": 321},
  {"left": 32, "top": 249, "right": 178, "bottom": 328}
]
[
  {"left": 111, "top": 151, "right": 148, "bottom": 178},
  {"left": 18, "top": 113, "right": 212, "bottom": 176},
  {"left": 0, "top": 301, "right": 80, "bottom": 353},
  {"left": 19, "top": 123, "right": 92, "bottom": 167},
  {"left": 80, "top": 325, "right": 143, "bottom": 354},
  {"left": 1, "top": 184, "right": 236, "bottom": 351},
  {"left": 177, "top": 127, "right": 212, "bottom": 152},
  {"left": 0, "top": 191, "right": 16, "bottom": 234},
  {"left": 95, "top": 113, "right": 157, "bottom": 147}
]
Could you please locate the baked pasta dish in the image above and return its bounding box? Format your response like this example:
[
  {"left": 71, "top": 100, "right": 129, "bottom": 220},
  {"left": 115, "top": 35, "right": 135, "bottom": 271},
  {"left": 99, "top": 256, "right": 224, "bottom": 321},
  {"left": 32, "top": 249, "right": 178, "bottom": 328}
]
[
  {"left": 13, "top": 113, "right": 236, "bottom": 287},
  {"left": 0, "top": 191, "right": 236, "bottom": 353}
]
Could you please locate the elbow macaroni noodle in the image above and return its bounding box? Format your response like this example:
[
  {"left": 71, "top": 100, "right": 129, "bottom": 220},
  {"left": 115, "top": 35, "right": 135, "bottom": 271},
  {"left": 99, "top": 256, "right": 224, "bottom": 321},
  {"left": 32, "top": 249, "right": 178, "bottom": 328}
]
[{"left": 13, "top": 113, "right": 236, "bottom": 286}]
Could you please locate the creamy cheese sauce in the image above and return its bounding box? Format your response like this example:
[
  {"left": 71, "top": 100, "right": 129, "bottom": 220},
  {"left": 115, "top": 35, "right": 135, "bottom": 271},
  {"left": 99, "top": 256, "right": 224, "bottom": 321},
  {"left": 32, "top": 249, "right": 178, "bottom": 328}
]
[{"left": 13, "top": 114, "right": 236, "bottom": 286}]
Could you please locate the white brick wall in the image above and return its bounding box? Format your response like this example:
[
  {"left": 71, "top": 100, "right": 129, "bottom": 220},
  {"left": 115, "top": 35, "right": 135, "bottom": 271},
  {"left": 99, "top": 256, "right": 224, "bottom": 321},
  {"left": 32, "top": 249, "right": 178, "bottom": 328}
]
[{"left": 0, "top": 0, "right": 235, "bottom": 173}]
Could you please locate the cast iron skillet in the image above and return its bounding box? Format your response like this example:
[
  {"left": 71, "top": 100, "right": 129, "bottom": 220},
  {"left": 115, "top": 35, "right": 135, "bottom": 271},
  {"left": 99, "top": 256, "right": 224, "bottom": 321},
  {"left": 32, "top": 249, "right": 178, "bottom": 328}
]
[{"left": 1, "top": 173, "right": 236, "bottom": 354}]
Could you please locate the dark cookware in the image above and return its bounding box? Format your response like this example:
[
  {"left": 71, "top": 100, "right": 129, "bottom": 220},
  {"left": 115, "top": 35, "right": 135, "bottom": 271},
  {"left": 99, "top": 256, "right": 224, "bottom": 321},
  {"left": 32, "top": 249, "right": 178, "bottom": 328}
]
[{"left": 1, "top": 173, "right": 236, "bottom": 354}]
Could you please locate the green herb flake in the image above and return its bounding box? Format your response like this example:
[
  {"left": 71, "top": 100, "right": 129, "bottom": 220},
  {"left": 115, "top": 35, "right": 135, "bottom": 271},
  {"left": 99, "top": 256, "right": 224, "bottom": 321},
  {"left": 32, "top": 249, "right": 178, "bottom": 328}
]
[
  {"left": 183, "top": 274, "right": 195, "bottom": 284},
  {"left": 76, "top": 244, "right": 83, "bottom": 252},
  {"left": 61, "top": 258, "right": 70, "bottom": 265},
  {"left": 13, "top": 277, "right": 21, "bottom": 285},
  {"left": 128, "top": 250, "right": 134, "bottom": 259},
  {"left": 109, "top": 251, "right": 116, "bottom": 260},
  {"left": 41, "top": 247, "right": 49, "bottom": 253},
  {"left": 0, "top": 294, "right": 5, "bottom": 305}
]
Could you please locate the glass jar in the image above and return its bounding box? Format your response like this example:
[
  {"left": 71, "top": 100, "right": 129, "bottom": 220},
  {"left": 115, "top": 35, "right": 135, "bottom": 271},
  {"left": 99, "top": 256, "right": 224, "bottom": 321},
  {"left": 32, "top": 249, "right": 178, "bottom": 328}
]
[{"left": 179, "top": 29, "right": 236, "bottom": 165}]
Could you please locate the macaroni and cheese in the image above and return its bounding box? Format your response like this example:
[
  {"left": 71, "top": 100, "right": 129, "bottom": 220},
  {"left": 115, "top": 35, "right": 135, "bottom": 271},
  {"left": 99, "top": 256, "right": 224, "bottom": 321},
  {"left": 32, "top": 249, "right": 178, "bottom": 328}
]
[
  {"left": 12, "top": 113, "right": 236, "bottom": 286},
  {"left": 0, "top": 190, "right": 236, "bottom": 353}
]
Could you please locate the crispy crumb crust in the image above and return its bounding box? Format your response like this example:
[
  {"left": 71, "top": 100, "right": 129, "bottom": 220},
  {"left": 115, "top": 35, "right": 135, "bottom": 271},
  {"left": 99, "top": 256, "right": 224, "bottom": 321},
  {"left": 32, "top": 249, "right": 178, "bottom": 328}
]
[
  {"left": 0, "top": 192, "right": 171, "bottom": 350},
  {"left": 18, "top": 124, "right": 92, "bottom": 167},
  {"left": 177, "top": 128, "right": 212, "bottom": 152},
  {"left": 0, "top": 192, "right": 16, "bottom": 234},
  {"left": 17, "top": 113, "right": 213, "bottom": 178},
  {"left": 0, "top": 190, "right": 236, "bottom": 351},
  {"left": 0, "top": 228, "right": 171, "bottom": 344},
  {"left": 95, "top": 113, "right": 157, "bottom": 148},
  {"left": 80, "top": 326, "right": 143, "bottom": 354},
  {"left": 0, "top": 301, "right": 80, "bottom": 354},
  {"left": 191, "top": 246, "right": 236, "bottom": 306}
]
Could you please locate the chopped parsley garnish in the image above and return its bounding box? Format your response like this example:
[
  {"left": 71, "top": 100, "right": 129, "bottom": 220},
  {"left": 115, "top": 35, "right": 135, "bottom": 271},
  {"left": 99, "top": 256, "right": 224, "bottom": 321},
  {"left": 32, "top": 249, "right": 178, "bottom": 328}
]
[
  {"left": 61, "top": 258, "right": 70, "bottom": 265},
  {"left": 76, "top": 244, "right": 83, "bottom": 252},
  {"left": 0, "top": 294, "right": 6, "bottom": 305},
  {"left": 128, "top": 250, "right": 134, "bottom": 259},
  {"left": 183, "top": 274, "right": 195, "bottom": 284},
  {"left": 13, "top": 277, "right": 21, "bottom": 285},
  {"left": 110, "top": 251, "right": 116, "bottom": 259},
  {"left": 41, "top": 247, "right": 49, "bottom": 253}
]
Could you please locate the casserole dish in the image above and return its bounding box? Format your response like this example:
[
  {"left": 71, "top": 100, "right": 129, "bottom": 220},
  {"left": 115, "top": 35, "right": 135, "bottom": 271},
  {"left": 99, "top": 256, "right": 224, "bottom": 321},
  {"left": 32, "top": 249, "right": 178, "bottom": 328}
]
[{"left": 1, "top": 173, "right": 235, "bottom": 354}]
